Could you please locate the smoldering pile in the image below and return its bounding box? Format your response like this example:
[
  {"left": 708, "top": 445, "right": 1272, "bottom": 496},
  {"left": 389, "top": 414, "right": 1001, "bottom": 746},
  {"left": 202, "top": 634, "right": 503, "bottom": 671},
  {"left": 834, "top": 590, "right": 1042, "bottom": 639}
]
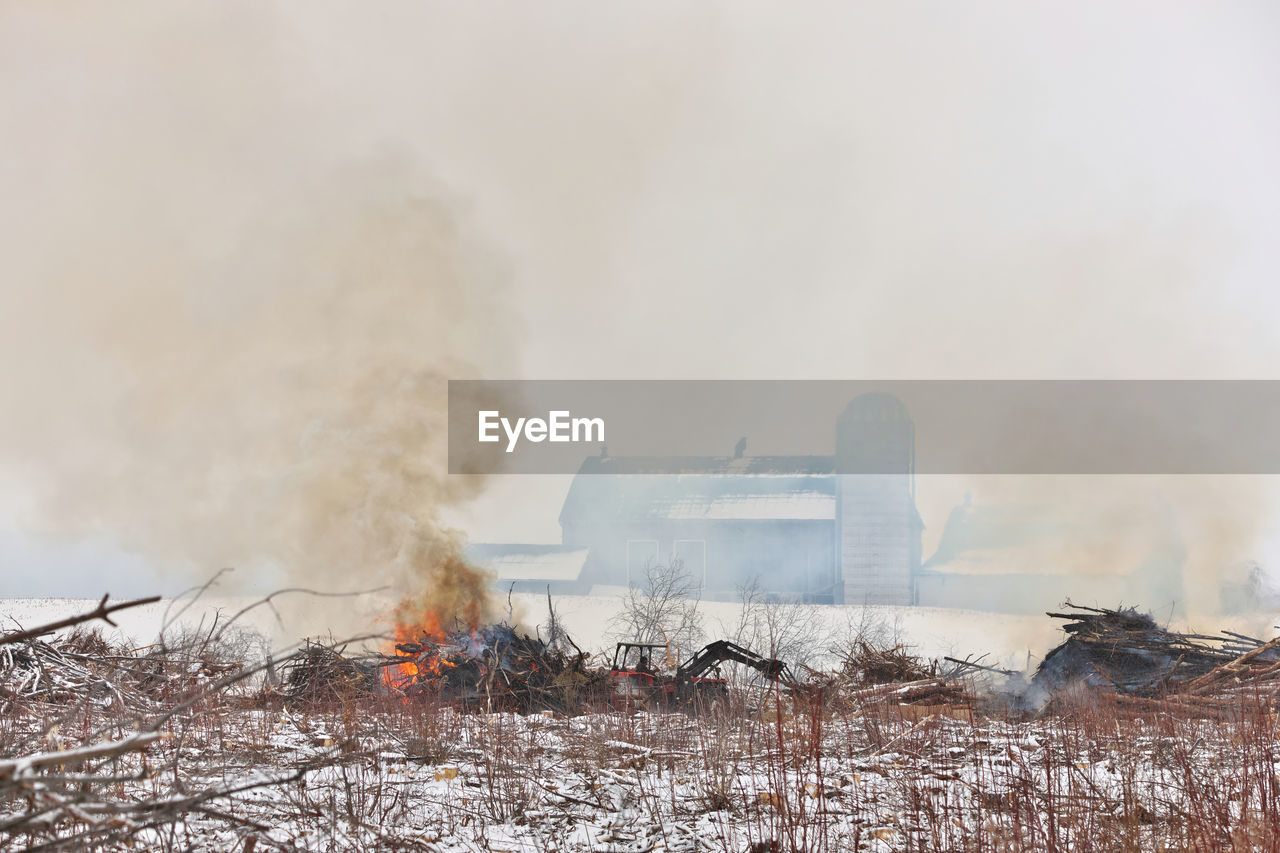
[{"left": 1031, "top": 604, "right": 1280, "bottom": 713}]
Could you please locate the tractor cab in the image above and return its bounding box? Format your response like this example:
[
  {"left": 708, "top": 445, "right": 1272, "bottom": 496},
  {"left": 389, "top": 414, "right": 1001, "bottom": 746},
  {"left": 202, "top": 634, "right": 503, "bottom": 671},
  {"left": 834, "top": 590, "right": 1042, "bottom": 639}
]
[
  {"left": 611, "top": 642, "right": 667, "bottom": 673},
  {"left": 609, "top": 642, "right": 668, "bottom": 702}
]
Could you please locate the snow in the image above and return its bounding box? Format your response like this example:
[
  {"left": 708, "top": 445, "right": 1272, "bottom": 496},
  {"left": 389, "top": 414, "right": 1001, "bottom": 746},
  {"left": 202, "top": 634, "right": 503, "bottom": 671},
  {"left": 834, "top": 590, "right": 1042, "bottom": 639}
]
[
  {"left": 0, "top": 595, "right": 279, "bottom": 646},
  {"left": 481, "top": 548, "right": 590, "bottom": 581},
  {"left": 7, "top": 703, "right": 1265, "bottom": 851}
]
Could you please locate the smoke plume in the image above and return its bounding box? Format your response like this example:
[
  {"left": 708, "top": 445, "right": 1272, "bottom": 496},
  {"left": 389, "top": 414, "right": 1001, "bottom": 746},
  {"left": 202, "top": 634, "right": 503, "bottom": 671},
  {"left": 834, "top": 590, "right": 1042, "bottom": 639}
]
[{"left": 0, "top": 6, "right": 517, "bottom": 637}]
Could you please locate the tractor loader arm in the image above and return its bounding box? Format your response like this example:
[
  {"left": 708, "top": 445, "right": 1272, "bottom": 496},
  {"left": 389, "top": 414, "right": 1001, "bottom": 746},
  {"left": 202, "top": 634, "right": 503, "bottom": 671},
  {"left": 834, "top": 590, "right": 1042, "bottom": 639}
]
[{"left": 677, "top": 640, "right": 794, "bottom": 686}]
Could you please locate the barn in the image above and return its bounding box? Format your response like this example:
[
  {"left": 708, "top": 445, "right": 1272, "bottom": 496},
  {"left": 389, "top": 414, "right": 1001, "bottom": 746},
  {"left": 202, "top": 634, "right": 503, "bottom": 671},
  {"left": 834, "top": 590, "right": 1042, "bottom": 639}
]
[{"left": 470, "top": 393, "right": 925, "bottom": 605}]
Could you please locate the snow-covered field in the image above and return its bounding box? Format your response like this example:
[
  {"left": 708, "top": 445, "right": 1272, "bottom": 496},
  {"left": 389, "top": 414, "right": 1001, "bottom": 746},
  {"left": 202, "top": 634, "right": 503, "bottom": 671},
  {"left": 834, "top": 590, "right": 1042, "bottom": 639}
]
[
  {"left": 6, "top": 596, "right": 1280, "bottom": 851},
  {"left": 5, "top": 678, "right": 1279, "bottom": 851},
  {"left": 213, "top": 702, "right": 1280, "bottom": 851}
]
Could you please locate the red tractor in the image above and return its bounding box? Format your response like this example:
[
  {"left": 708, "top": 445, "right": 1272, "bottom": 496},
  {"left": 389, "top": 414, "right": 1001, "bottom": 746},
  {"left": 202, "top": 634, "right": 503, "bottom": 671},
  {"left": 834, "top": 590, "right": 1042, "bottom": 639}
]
[{"left": 608, "top": 639, "right": 794, "bottom": 707}]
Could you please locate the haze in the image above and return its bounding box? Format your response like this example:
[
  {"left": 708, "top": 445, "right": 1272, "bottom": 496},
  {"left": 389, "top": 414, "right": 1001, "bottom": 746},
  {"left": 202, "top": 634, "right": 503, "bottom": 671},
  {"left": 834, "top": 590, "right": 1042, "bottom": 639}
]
[{"left": 0, "top": 3, "right": 1277, "bottom": 613}]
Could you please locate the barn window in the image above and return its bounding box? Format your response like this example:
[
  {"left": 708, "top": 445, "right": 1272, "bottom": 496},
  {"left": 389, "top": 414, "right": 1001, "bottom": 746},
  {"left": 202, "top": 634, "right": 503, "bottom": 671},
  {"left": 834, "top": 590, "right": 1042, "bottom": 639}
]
[
  {"left": 673, "top": 539, "right": 706, "bottom": 590},
  {"left": 626, "top": 539, "right": 659, "bottom": 587}
]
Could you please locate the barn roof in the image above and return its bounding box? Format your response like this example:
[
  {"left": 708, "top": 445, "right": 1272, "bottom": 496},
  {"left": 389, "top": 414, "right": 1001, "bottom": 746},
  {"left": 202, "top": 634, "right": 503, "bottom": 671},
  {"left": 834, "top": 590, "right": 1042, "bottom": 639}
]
[
  {"left": 465, "top": 544, "right": 589, "bottom": 582},
  {"left": 560, "top": 456, "right": 837, "bottom": 524},
  {"left": 574, "top": 455, "right": 836, "bottom": 477}
]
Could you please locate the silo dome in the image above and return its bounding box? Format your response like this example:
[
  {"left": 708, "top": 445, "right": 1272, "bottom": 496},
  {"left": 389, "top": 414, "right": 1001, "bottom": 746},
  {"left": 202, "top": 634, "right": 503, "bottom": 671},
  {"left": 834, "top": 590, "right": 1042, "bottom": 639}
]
[
  {"left": 840, "top": 392, "right": 911, "bottom": 423},
  {"left": 836, "top": 392, "right": 914, "bottom": 475}
]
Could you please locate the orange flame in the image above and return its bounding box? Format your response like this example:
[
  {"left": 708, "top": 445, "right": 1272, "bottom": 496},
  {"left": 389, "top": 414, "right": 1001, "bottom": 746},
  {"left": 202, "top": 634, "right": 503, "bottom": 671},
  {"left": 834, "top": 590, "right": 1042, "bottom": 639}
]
[{"left": 382, "top": 549, "right": 492, "bottom": 694}]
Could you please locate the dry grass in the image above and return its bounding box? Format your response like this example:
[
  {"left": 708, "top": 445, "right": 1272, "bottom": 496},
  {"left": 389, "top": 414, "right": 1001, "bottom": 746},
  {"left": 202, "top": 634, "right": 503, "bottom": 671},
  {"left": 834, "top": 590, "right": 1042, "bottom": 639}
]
[{"left": 4, "top": 605, "right": 1280, "bottom": 851}]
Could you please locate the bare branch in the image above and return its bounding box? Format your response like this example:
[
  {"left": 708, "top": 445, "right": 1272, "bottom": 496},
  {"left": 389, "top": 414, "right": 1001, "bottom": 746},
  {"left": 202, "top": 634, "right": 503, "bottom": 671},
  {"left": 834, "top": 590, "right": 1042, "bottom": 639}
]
[
  {"left": 0, "top": 595, "right": 161, "bottom": 646},
  {"left": 0, "top": 731, "right": 163, "bottom": 781}
]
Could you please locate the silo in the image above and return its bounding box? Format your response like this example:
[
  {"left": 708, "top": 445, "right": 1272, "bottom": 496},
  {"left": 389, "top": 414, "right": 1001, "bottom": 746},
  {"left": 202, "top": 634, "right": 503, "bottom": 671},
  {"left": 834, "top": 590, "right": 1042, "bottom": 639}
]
[{"left": 836, "top": 393, "right": 921, "bottom": 605}]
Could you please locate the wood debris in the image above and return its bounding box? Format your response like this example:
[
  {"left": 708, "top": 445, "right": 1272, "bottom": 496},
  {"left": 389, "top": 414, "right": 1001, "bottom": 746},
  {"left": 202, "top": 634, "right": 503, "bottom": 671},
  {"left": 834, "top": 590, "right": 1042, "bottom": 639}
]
[{"left": 1032, "top": 604, "right": 1280, "bottom": 710}]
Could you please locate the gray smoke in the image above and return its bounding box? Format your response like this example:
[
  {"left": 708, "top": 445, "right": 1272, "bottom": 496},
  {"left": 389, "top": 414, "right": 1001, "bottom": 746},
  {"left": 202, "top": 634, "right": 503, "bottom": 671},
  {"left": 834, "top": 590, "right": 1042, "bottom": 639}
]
[{"left": 0, "top": 5, "right": 520, "bottom": 637}]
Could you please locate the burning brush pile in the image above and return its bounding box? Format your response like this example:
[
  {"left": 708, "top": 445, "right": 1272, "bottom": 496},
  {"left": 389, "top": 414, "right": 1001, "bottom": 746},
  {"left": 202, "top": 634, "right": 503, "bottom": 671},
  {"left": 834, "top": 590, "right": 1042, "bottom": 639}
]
[
  {"left": 277, "top": 548, "right": 611, "bottom": 712},
  {"left": 279, "top": 621, "right": 606, "bottom": 714},
  {"left": 383, "top": 624, "right": 605, "bottom": 712}
]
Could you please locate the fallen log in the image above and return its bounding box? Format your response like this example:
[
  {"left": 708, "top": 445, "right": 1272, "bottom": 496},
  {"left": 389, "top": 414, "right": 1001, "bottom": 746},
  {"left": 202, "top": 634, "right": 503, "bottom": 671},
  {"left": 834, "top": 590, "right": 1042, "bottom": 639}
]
[{"left": 1184, "top": 635, "right": 1280, "bottom": 695}]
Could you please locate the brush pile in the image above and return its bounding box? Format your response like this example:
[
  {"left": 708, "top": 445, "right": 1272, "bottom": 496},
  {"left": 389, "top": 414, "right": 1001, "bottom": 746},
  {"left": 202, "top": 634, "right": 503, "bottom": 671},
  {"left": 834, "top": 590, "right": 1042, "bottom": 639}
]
[
  {"left": 0, "top": 595, "right": 348, "bottom": 851},
  {"left": 279, "top": 640, "right": 382, "bottom": 703},
  {"left": 0, "top": 627, "right": 158, "bottom": 714},
  {"left": 0, "top": 620, "right": 246, "bottom": 715},
  {"left": 814, "top": 639, "right": 972, "bottom": 709},
  {"left": 1033, "top": 604, "right": 1280, "bottom": 712},
  {"left": 384, "top": 625, "right": 608, "bottom": 713},
  {"left": 839, "top": 639, "right": 940, "bottom": 685}
]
